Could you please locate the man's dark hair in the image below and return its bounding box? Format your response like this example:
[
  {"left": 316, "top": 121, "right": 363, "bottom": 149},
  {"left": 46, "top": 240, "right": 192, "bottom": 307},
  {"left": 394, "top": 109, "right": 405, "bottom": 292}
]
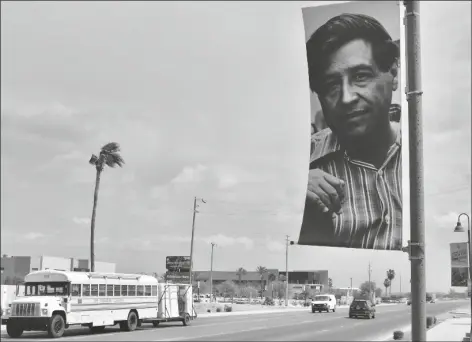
[{"left": 306, "top": 13, "right": 399, "bottom": 94}]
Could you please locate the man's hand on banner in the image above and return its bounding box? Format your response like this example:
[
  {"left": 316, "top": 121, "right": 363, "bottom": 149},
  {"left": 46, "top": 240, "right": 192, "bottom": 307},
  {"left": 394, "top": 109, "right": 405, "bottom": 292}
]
[{"left": 306, "top": 169, "right": 345, "bottom": 215}]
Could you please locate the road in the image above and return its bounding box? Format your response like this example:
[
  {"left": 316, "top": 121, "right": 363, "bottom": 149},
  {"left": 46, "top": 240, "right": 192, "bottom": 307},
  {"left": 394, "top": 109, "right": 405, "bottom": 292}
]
[{"left": 1, "top": 300, "right": 467, "bottom": 341}]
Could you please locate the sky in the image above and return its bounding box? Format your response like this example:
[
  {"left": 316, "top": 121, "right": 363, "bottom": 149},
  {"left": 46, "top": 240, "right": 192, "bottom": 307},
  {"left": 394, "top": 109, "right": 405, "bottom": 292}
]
[{"left": 1, "top": 1, "right": 470, "bottom": 293}]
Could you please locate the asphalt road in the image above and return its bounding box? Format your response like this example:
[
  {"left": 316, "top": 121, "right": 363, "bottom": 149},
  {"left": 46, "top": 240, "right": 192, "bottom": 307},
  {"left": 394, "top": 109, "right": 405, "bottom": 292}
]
[{"left": 1, "top": 300, "right": 468, "bottom": 341}]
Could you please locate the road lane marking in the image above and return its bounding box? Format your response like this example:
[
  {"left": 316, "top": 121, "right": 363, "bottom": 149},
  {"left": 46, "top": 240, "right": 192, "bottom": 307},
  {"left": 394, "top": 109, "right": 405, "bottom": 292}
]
[
  {"left": 152, "top": 316, "right": 346, "bottom": 341},
  {"left": 154, "top": 326, "right": 270, "bottom": 341}
]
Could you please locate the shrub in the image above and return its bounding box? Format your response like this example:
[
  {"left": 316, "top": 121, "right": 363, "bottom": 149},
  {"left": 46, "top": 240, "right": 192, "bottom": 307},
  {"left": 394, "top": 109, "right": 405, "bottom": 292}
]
[
  {"left": 393, "top": 330, "right": 404, "bottom": 340},
  {"left": 263, "top": 297, "right": 275, "bottom": 306},
  {"left": 216, "top": 307, "right": 222, "bottom": 312},
  {"left": 224, "top": 305, "right": 232, "bottom": 312},
  {"left": 426, "top": 316, "right": 433, "bottom": 328}
]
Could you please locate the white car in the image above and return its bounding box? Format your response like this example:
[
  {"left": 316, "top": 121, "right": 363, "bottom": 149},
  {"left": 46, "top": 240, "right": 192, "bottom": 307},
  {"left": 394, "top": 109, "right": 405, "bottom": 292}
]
[{"left": 311, "top": 294, "right": 337, "bottom": 313}]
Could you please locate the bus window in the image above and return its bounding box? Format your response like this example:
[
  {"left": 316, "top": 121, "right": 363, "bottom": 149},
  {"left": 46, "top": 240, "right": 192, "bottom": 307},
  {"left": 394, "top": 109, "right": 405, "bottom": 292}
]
[
  {"left": 114, "top": 285, "right": 120, "bottom": 296},
  {"left": 145, "top": 285, "right": 152, "bottom": 296},
  {"left": 121, "top": 285, "right": 128, "bottom": 296},
  {"left": 107, "top": 284, "right": 113, "bottom": 297},
  {"left": 137, "top": 285, "right": 144, "bottom": 296},
  {"left": 151, "top": 285, "right": 157, "bottom": 296},
  {"left": 91, "top": 284, "right": 99, "bottom": 297},
  {"left": 99, "top": 284, "right": 106, "bottom": 296},
  {"left": 71, "top": 284, "right": 81, "bottom": 297},
  {"left": 83, "top": 284, "right": 90, "bottom": 297},
  {"left": 128, "top": 285, "right": 136, "bottom": 296}
]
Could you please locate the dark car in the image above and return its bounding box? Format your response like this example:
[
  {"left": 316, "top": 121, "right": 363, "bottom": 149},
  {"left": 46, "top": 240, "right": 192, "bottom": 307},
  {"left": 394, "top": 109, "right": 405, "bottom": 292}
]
[{"left": 349, "top": 300, "right": 376, "bottom": 319}]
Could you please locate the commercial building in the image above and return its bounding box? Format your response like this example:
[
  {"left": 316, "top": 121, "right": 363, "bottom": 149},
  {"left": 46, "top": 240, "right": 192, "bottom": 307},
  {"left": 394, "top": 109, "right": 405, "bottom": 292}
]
[
  {"left": 192, "top": 269, "right": 329, "bottom": 296},
  {"left": 0, "top": 255, "right": 116, "bottom": 285}
]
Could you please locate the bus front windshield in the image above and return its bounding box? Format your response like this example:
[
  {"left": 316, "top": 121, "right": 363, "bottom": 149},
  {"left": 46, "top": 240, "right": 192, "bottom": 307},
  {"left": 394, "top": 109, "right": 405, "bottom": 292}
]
[{"left": 25, "top": 282, "right": 69, "bottom": 296}]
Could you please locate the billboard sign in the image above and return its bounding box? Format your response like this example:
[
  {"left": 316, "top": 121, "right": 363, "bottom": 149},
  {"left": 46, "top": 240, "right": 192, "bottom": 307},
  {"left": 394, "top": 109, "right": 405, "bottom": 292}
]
[
  {"left": 297, "top": 1, "right": 403, "bottom": 250},
  {"left": 451, "top": 242, "right": 468, "bottom": 267},
  {"left": 166, "top": 271, "right": 190, "bottom": 283},
  {"left": 166, "top": 256, "right": 191, "bottom": 272},
  {"left": 451, "top": 242, "right": 469, "bottom": 287}
]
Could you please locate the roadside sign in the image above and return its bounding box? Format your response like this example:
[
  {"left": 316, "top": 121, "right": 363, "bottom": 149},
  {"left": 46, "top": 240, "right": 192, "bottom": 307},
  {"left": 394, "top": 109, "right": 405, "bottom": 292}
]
[
  {"left": 166, "top": 256, "right": 191, "bottom": 272},
  {"left": 166, "top": 271, "right": 190, "bottom": 282}
]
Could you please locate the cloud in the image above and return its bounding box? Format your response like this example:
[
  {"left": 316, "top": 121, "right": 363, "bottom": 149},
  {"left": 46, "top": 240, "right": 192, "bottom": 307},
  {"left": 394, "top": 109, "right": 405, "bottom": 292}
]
[
  {"left": 171, "top": 164, "right": 208, "bottom": 184},
  {"left": 217, "top": 174, "right": 239, "bottom": 189},
  {"left": 24, "top": 232, "right": 45, "bottom": 240},
  {"left": 72, "top": 217, "right": 91, "bottom": 225},
  {"left": 266, "top": 239, "right": 285, "bottom": 253},
  {"left": 200, "top": 234, "right": 254, "bottom": 249},
  {"left": 433, "top": 212, "right": 461, "bottom": 228}
]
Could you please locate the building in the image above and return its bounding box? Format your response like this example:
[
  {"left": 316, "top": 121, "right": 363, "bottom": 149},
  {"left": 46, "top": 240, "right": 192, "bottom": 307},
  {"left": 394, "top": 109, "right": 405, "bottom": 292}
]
[
  {"left": 0, "top": 255, "right": 116, "bottom": 285},
  {"left": 193, "top": 269, "right": 279, "bottom": 289},
  {"left": 192, "top": 269, "right": 329, "bottom": 296}
]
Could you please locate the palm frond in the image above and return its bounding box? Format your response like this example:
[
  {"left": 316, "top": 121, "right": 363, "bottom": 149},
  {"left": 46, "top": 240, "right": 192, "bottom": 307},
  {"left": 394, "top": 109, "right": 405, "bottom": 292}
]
[
  {"left": 104, "top": 152, "right": 125, "bottom": 168},
  {"left": 89, "top": 154, "right": 99, "bottom": 165},
  {"left": 101, "top": 142, "right": 121, "bottom": 154}
]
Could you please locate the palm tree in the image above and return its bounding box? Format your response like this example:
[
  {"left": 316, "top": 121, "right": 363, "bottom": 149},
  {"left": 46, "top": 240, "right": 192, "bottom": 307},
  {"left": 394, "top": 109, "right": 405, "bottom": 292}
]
[
  {"left": 268, "top": 273, "right": 276, "bottom": 298},
  {"left": 89, "top": 142, "right": 125, "bottom": 272},
  {"left": 387, "top": 269, "right": 396, "bottom": 296},
  {"left": 383, "top": 278, "right": 391, "bottom": 297},
  {"left": 328, "top": 278, "right": 333, "bottom": 293},
  {"left": 236, "top": 267, "right": 247, "bottom": 286},
  {"left": 256, "top": 266, "right": 268, "bottom": 298}
]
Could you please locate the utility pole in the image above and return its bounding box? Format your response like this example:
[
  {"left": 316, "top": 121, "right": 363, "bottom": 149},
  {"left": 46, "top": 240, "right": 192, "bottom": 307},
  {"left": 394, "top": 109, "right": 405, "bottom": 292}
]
[
  {"left": 403, "top": 1, "right": 426, "bottom": 341},
  {"left": 368, "top": 262, "right": 372, "bottom": 301},
  {"left": 400, "top": 273, "right": 402, "bottom": 296},
  {"left": 210, "top": 242, "right": 216, "bottom": 303},
  {"left": 285, "top": 235, "right": 290, "bottom": 307},
  {"left": 189, "top": 197, "right": 206, "bottom": 289},
  {"left": 350, "top": 277, "right": 353, "bottom": 296}
]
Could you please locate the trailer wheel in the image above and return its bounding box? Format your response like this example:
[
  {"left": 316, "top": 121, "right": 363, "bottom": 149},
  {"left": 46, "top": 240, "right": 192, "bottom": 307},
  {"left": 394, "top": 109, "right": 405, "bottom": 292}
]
[
  {"left": 48, "top": 314, "right": 66, "bottom": 338},
  {"left": 122, "top": 311, "right": 138, "bottom": 331},
  {"left": 6, "top": 320, "right": 24, "bottom": 338},
  {"left": 182, "top": 313, "right": 191, "bottom": 326},
  {"left": 152, "top": 321, "right": 160, "bottom": 327}
]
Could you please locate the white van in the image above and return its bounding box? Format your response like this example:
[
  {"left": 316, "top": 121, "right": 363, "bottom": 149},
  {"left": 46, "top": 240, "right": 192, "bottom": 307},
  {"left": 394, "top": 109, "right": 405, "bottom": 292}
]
[{"left": 311, "top": 294, "right": 336, "bottom": 313}]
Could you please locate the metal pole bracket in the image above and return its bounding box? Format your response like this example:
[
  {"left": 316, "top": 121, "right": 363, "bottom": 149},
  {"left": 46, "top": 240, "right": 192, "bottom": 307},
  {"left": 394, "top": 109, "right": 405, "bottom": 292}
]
[
  {"left": 402, "top": 240, "right": 425, "bottom": 260},
  {"left": 406, "top": 90, "right": 423, "bottom": 101}
]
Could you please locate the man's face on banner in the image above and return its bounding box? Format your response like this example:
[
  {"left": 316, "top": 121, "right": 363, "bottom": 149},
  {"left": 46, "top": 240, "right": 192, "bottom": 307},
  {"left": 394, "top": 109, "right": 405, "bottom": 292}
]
[{"left": 318, "top": 39, "right": 398, "bottom": 142}]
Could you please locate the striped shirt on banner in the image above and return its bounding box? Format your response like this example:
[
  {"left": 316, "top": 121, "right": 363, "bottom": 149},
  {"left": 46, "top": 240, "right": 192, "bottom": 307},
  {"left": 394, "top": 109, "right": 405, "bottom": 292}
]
[{"left": 298, "top": 122, "right": 402, "bottom": 250}]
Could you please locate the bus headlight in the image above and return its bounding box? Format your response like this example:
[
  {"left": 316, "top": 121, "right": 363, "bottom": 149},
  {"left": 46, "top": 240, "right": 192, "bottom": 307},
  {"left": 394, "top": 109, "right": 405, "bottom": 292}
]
[{"left": 42, "top": 308, "right": 48, "bottom": 315}]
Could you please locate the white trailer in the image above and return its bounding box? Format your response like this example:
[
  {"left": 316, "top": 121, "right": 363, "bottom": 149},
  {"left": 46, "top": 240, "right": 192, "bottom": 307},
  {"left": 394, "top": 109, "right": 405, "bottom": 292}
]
[
  {"left": 142, "top": 283, "right": 196, "bottom": 327},
  {"left": 4, "top": 270, "right": 196, "bottom": 338}
]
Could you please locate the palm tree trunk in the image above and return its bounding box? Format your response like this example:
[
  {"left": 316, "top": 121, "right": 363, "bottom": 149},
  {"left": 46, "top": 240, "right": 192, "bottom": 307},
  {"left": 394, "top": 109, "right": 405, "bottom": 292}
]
[{"left": 90, "top": 168, "right": 102, "bottom": 272}]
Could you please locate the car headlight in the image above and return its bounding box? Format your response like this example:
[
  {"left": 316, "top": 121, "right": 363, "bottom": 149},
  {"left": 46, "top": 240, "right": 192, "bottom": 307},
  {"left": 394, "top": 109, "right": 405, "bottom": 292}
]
[
  {"left": 42, "top": 308, "right": 48, "bottom": 315},
  {"left": 6, "top": 308, "right": 11, "bottom": 315}
]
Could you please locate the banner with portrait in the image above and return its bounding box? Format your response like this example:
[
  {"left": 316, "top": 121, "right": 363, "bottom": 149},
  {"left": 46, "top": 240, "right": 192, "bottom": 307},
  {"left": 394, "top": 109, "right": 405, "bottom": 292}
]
[
  {"left": 297, "top": 1, "right": 403, "bottom": 250},
  {"left": 451, "top": 242, "right": 468, "bottom": 287}
]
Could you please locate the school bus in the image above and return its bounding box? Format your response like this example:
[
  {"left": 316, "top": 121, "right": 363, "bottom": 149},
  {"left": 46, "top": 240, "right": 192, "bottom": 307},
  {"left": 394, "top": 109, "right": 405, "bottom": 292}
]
[{"left": 4, "top": 269, "right": 194, "bottom": 338}]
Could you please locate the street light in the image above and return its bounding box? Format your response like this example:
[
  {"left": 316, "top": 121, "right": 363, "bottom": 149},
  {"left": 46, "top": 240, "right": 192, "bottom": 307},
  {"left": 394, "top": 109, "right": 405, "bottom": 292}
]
[
  {"left": 454, "top": 213, "right": 471, "bottom": 340},
  {"left": 285, "top": 238, "right": 295, "bottom": 307},
  {"left": 210, "top": 242, "right": 216, "bottom": 303}
]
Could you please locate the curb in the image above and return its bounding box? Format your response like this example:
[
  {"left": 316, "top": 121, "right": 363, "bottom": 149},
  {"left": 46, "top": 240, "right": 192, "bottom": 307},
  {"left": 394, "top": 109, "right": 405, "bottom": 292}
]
[{"left": 196, "top": 303, "right": 398, "bottom": 318}]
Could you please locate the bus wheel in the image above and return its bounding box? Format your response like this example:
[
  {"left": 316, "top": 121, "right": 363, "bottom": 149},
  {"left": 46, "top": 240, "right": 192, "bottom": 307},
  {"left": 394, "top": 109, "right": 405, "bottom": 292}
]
[
  {"left": 48, "top": 314, "right": 66, "bottom": 338},
  {"left": 123, "top": 311, "right": 138, "bottom": 331},
  {"left": 6, "top": 321, "right": 24, "bottom": 338},
  {"left": 182, "top": 314, "right": 191, "bottom": 326}
]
